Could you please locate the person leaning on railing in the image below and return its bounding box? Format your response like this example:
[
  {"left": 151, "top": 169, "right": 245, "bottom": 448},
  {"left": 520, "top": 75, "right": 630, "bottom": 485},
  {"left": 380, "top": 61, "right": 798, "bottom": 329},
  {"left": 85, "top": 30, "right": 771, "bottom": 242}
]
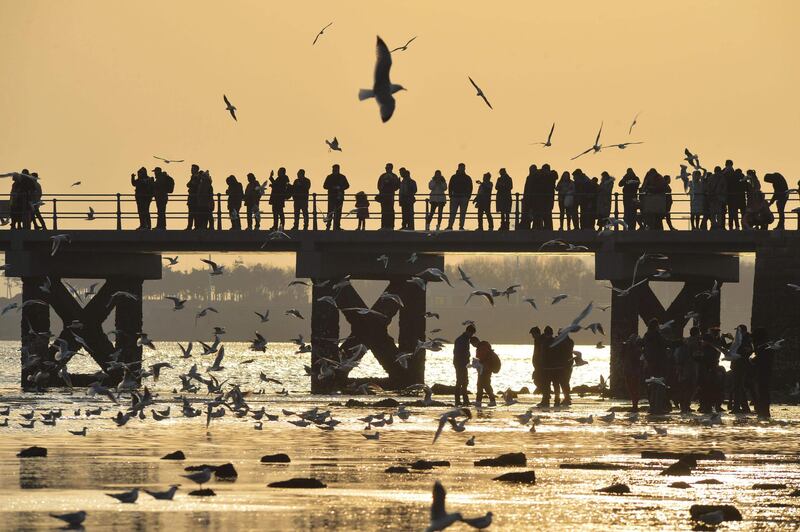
[
  {"left": 131, "top": 167, "right": 154, "bottom": 231},
  {"left": 620, "top": 168, "right": 640, "bottom": 230},
  {"left": 269, "top": 168, "right": 290, "bottom": 232},
  {"left": 764, "top": 172, "right": 789, "bottom": 230},
  {"left": 398, "top": 167, "right": 417, "bottom": 230},
  {"left": 244, "top": 173, "right": 261, "bottom": 231},
  {"left": 153, "top": 167, "right": 174, "bottom": 230},
  {"left": 185, "top": 165, "right": 200, "bottom": 230},
  {"left": 290, "top": 169, "right": 311, "bottom": 231},
  {"left": 425, "top": 170, "right": 447, "bottom": 231},
  {"left": 473, "top": 172, "right": 493, "bottom": 231},
  {"left": 225, "top": 175, "right": 243, "bottom": 230}
]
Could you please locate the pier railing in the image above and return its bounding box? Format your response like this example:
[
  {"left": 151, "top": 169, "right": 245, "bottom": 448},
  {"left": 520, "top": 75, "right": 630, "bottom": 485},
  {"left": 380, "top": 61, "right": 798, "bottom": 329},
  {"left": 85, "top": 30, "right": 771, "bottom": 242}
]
[{"left": 1, "top": 191, "right": 798, "bottom": 232}]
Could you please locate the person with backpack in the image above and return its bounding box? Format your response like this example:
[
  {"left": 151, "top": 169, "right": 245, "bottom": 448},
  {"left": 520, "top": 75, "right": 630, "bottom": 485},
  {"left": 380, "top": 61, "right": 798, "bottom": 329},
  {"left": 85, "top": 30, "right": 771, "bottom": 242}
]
[
  {"left": 153, "top": 167, "right": 174, "bottom": 230},
  {"left": 471, "top": 335, "right": 498, "bottom": 407}
]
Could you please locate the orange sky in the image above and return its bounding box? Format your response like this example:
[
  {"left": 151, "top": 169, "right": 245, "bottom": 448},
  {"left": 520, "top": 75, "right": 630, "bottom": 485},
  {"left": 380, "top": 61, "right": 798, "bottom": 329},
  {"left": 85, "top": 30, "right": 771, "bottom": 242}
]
[{"left": 2, "top": 1, "right": 799, "bottom": 195}]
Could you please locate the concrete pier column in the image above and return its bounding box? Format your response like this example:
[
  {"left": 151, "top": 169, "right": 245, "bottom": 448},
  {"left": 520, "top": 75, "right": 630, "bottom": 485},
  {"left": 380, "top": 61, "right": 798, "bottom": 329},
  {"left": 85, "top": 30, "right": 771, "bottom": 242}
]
[
  {"left": 21, "top": 277, "right": 51, "bottom": 389},
  {"left": 752, "top": 242, "right": 800, "bottom": 388},
  {"left": 609, "top": 280, "right": 638, "bottom": 398},
  {"left": 310, "top": 280, "right": 340, "bottom": 393},
  {"left": 113, "top": 277, "right": 144, "bottom": 383},
  {"left": 398, "top": 280, "right": 426, "bottom": 387}
]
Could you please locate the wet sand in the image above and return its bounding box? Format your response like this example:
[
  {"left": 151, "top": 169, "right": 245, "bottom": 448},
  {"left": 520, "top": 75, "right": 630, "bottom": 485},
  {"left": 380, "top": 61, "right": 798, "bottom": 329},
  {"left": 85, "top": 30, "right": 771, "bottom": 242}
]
[{"left": 1, "top": 392, "right": 799, "bottom": 531}]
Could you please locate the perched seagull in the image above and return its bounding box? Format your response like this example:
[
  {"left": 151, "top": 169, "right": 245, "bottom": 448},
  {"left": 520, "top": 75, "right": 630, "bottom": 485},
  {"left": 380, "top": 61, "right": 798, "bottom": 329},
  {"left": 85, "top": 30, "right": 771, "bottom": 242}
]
[
  {"left": 390, "top": 35, "right": 417, "bottom": 53},
  {"left": 50, "top": 234, "right": 71, "bottom": 256},
  {"left": 468, "top": 76, "right": 492, "bottom": 109},
  {"left": 49, "top": 511, "right": 87, "bottom": 528},
  {"left": 106, "top": 488, "right": 139, "bottom": 504},
  {"left": 68, "top": 427, "right": 88, "bottom": 436},
  {"left": 457, "top": 266, "right": 475, "bottom": 288},
  {"left": 165, "top": 296, "right": 187, "bottom": 310},
  {"left": 531, "top": 122, "right": 555, "bottom": 147},
  {"left": 466, "top": 435, "right": 476, "bottom": 446},
  {"left": 358, "top": 36, "right": 406, "bottom": 122},
  {"left": 145, "top": 485, "right": 178, "bottom": 501},
  {"left": 162, "top": 256, "right": 179, "bottom": 266},
  {"left": 363, "top": 431, "right": 380, "bottom": 440},
  {"left": 325, "top": 137, "right": 342, "bottom": 152},
  {"left": 629, "top": 112, "right": 640, "bottom": 135},
  {"left": 425, "top": 481, "right": 463, "bottom": 532},
  {"left": 182, "top": 468, "right": 213, "bottom": 489},
  {"left": 223, "top": 94, "right": 237, "bottom": 121},
  {"left": 85, "top": 207, "right": 95, "bottom": 220},
  {"left": 201, "top": 259, "right": 224, "bottom": 275},
  {"left": 571, "top": 122, "right": 604, "bottom": 160},
  {"left": 312, "top": 21, "right": 333, "bottom": 45},
  {"left": 153, "top": 156, "right": 184, "bottom": 164}
]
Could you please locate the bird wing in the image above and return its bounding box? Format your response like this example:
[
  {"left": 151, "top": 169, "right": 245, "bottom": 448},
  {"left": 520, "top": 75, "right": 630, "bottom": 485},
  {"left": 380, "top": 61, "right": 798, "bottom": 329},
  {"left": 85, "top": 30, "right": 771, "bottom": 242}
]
[
  {"left": 571, "top": 147, "right": 594, "bottom": 160},
  {"left": 468, "top": 76, "right": 481, "bottom": 93},
  {"left": 201, "top": 259, "right": 218, "bottom": 270},
  {"left": 479, "top": 92, "right": 493, "bottom": 109},
  {"left": 223, "top": 94, "right": 231, "bottom": 107},
  {"left": 547, "top": 122, "right": 555, "bottom": 143},
  {"left": 571, "top": 301, "right": 593, "bottom": 326},
  {"left": 629, "top": 112, "right": 639, "bottom": 134},
  {"left": 594, "top": 122, "right": 603, "bottom": 146},
  {"left": 377, "top": 93, "right": 396, "bottom": 122},
  {"left": 374, "top": 36, "right": 392, "bottom": 89}
]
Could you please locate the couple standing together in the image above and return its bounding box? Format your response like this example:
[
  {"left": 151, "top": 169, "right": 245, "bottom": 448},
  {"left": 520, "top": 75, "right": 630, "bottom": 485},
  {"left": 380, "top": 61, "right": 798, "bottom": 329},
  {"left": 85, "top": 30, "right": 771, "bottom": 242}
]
[{"left": 452, "top": 324, "right": 501, "bottom": 407}]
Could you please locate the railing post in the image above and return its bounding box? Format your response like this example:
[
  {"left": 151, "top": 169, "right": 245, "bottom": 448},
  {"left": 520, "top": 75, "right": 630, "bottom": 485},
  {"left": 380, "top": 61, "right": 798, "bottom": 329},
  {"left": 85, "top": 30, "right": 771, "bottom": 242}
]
[
  {"left": 514, "top": 192, "right": 520, "bottom": 228},
  {"left": 52, "top": 198, "right": 58, "bottom": 231},
  {"left": 613, "top": 192, "right": 620, "bottom": 231},
  {"left": 116, "top": 193, "right": 122, "bottom": 230},
  {"left": 312, "top": 193, "right": 318, "bottom": 231},
  {"left": 425, "top": 198, "right": 429, "bottom": 228},
  {"left": 216, "top": 193, "right": 222, "bottom": 230}
]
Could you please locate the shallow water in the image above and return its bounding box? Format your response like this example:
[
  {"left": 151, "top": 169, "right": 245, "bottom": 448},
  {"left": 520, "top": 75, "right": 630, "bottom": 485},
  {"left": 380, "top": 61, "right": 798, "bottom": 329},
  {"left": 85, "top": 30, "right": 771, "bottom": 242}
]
[{"left": 0, "top": 342, "right": 798, "bottom": 531}]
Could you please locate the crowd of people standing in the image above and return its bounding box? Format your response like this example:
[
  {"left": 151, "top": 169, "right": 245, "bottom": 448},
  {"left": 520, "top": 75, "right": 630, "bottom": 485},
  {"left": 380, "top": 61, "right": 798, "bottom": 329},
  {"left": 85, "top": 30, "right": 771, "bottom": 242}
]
[{"left": 4, "top": 160, "right": 796, "bottom": 232}]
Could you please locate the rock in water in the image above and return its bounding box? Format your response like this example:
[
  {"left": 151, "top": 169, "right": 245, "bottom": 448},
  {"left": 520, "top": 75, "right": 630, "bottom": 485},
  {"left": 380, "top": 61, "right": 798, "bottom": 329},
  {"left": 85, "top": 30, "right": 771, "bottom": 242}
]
[
  {"left": 752, "top": 483, "right": 787, "bottom": 489},
  {"left": 161, "top": 450, "right": 186, "bottom": 460},
  {"left": 385, "top": 466, "right": 411, "bottom": 474},
  {"left": 474, "top": 452, "right": 527, "bottom": 467},
  {"left": 694, "top": 478, "right": 723, "bottom": 485},
  {"left": 410, "top": 459, "right": 450, "bottom": 470},
  {"left": 595, "top": 483, "right": 630, "bottom": 494},
  {"left": 689, "top": 504, "right": 742, "bottom": 521},
  {"left": 17, "top": 446, "right": 47, "bottom": 458},
  {"left": 560, "top": 462, "right": 627, "bottom": 470},
  {"left": 214, "top": 463, "right": 238, "bottom": 480},
  {"left": 188, "top": 488, "right": 216, "bottom": 497},
  {"left": 641, "top": 450, "right": 726, "bottom": 461},
  {"left": 493, "top": 471, "right": 536, "bottom": 484},
  {"left": 260, "top": 453, "right": 291, "bottom": 464},
  {"left": 268, "top": 478, "right": 327, "bottom": 489},
  {"left": 660, "top": 457, "right": 697, "bottom": 476},
  {"left": 669, "top": 481, "right": 692, "bottom": 489}
]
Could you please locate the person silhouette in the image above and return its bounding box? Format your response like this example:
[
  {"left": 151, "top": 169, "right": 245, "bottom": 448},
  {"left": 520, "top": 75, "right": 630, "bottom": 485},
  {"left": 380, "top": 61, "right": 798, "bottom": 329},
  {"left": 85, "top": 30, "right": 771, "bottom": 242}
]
[
  {"left": 185, "top": 164, "right": 200, "bottom": 230},
  {"left": 290, "top": 169, "right": 311, "bottom": 230},
  {"left": 244, "top": 173, "right": 262, "bottom": 230},
  {"left": 323, "top": 164, "right": 349, "bottom": 230},
  {"left": 225, "top": 175, "right": 243, "bottom": 230},
  {"left": 495, "top": 168, "right": 513, "bottom": 230},
  {"left": 620, "top": 168, "right": 640, "bottom": 230},
  {"left": 398, "top": 167, "right": 417, "bottom": 230},
  {"left": 131, "top": 167, "right": 154, "bottom": 230},
  {"left": 195, "top": 170, "right": 214, "bottom": 230},
  {"left": 377, "top": 163, "right": 400, "bottom": 230},
  {"left": 446, "top": 163, "right": 473, "bottom": 231},
  {"left": 764, "top": 172, "right": 788, "bottom": 230},
  {"left": 474, "top": 172, "right": 493, "bottom": 231},
  {"left": 556, "top": 171, "right": 574, "bottom": 230},
  {"left": 269, "top": 167, "right": 290, "bottom": 231},
  {"left": 426, "top": 170, "right": 447, "bottom": 231},
  {"left": 153, "top": 167, "right": 174, "bottom": 230}
]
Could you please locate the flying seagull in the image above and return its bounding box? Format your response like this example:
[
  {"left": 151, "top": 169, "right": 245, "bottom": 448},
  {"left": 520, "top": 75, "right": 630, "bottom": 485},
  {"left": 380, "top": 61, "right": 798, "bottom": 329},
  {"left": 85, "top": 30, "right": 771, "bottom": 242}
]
[
  {"left": 312, "top": 22, "right": 333, "bottom": 45},
  {"left": 603, "top": 141, "right": 644, "bottom": 150},
  {"left": 153, "top": 156, "right": 184, "bottom": 164},
  {"left": 201, "top": 259, "right": 224, "bottom": 275},
  {"left": 468, "top": 76, "right": 492, "bottom": 109},
  {"left": 390, "top": 35, "right": 417, "bottom": 53},
  {"left": 572, "top": 122, "right": 603, "bottom": 160},
  {"left": 359, "top": 36, "right": 405, "bottom": 122},
  {"left": 50, "top": 234, "right": 71, "bottom": 256},
  {"left": 325, "top": 137, "right": 342, "bottom": 152},
  {"left": 223, "top": 94, "right": 237, "bottom": 121},
  {"left": 629, "top": 112, "right": 640, "bottom": 135},
  {"left": 531, "top": 122, "right": 555, "bottom": 147}
]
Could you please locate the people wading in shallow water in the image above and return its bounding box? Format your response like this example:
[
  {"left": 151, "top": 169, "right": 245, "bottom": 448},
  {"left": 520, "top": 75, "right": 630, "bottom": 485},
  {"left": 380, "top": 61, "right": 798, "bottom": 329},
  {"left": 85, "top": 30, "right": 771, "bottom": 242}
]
[
  {"left": 471, "top": 335, "right": 499, "bottom": 407},
  {"left": 453, "top": 324, "right": 475, "bottom": 406}
]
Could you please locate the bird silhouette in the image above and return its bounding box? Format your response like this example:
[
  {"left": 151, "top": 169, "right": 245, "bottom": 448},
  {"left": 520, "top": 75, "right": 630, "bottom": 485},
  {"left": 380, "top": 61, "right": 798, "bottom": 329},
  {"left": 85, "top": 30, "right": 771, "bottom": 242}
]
[
  {"left": 390, "top": 36, "right": 417, "bottom": 53},
  {"left": 223, "top": 94, "right": 237, "bottom": 121},
  {"left": 468, "top": 76, "right": 492, "bottom": 109},
  {"left": 359, "top": 36, "right": 406, "bottom": 122},
  {"left": 531, "top": 122, "right": 555, "bottom": 147},
  {"left": 572, "top": 122, "right": 604, "bottom": 160},
  {"left": 312, "top": 22, "right": 333, "bottom": 45}
]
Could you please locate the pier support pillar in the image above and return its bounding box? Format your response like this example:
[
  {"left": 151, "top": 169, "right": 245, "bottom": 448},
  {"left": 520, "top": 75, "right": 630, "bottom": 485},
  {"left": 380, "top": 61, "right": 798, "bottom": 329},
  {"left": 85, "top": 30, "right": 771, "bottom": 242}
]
[
  {"left": 752, "top": 241, "right": 800, "bottom": 388},
  {"left": 310, "top": 280, "right": 340, "bottom": 394},
  {"left": 609, "top": 280, "right": 639, "bottom": 398},
  {"left": 20, "top": 277, "right": 51, "bottom": 387},
  {"left": 113, "top": 277, "right": 144, "bottom": 373},
  {"left": 398, "top": 282, "right": 427, "bottom": 387}
]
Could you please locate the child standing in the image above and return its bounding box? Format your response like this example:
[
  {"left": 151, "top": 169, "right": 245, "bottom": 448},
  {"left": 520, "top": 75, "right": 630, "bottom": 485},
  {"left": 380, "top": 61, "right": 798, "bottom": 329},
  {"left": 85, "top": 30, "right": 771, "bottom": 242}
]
[{"left": 355, "top": 191, "right": 370, "bottom": 230}]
